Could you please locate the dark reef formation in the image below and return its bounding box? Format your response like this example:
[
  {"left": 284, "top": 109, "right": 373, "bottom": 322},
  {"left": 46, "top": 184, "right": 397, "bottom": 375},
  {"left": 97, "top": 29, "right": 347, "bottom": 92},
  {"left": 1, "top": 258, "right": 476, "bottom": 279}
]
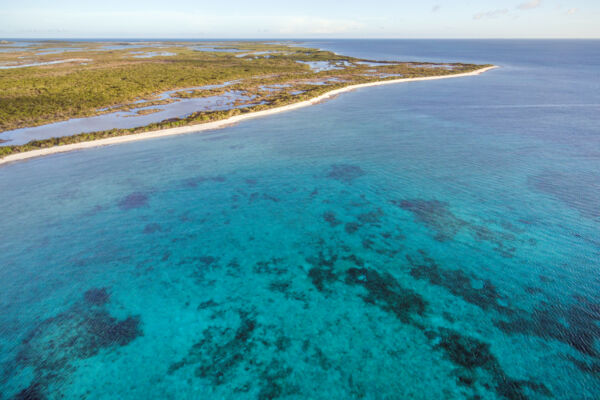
[
  {"left": 434, "top": 329, "right": 550, "bottom": 400},
  {"left": 326, "top": 164, "right": 366, "bottom": 183},
  {"left": 407, "top": 249, "right": 511, "bottom": 315},
  {"left": 83, "top": 287, "right": 110, "bottom": 306},
  {"left": 345, "top": 267, "right": 426, "bottom": 324},
  {"left": 344, "top": 222, "right": 360, "bottom": 234},
  {"left": 393, "top": 199, "right": 467, "bottom": 242},
  {"left": 118, "top": 192, "right": 149, "bottom": 210},
  {"left": 495, "top": 295, "right": 600, "bottom": 358},
  {"left": 8, "top": 288, "right": 142, "bottom": 399},
  {"left": 253, "top": 257, "right": 287, "bottom": 276},
  {"left": 143, "top": 223, "right": 162, "bottom": 234},
  {"left": 322, "top": 211, "right": 341, "bottom": 227},
  {"left": 12, "top": 382, "right": 44, "bottom": 400},
  {"left": 393, "top": 198, "right": 518, "bottom": 257},
  {"left": 168, "top": 310, "right": 299, "bottom": 398},
  {"left": 307, "top": 250, "right": 339, "bottom": 293},
  {"left": 169, "top": 311, "right": 257, "bottom": 385},
  {"left": 357, "top": 209, "right": 384, "bottom": 225},
  {"left": 10, "top": 181, "right": 586, "bottom": 399}
]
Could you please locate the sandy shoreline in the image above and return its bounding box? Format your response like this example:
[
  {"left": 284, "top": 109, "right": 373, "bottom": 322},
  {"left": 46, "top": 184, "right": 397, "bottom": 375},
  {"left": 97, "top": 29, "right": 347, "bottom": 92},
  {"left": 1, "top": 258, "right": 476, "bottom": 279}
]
[{"left": 0, "top": 66, "right": 497, "bottom": 166}]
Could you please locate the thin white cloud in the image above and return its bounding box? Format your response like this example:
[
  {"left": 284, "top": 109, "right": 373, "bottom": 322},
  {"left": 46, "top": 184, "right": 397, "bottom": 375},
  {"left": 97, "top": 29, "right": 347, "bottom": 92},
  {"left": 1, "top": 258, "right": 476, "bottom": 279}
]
[
  {"left": 566, "top": 8, "right": 577, "bottom": 15},
  {"left": 276, "top": 17, "right": 366, "bottom": 35},
  {"left": 0, "top": 9, "right": 371, "bottom": 38},
  {"left": 432, "top": 5, "right": 441, "bottom": 13},
  {"left": 473, "top": 9, "right": 510, "bottom": 20},
  {"left": 517, "top": 0, "right": 542, "bottom": 10}
]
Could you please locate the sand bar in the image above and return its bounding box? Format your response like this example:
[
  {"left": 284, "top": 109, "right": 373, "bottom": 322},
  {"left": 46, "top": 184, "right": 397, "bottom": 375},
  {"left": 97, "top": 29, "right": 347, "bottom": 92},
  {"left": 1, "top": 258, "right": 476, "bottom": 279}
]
[{"left": 0, "top": 66, "right": 497, "bottom": 166}]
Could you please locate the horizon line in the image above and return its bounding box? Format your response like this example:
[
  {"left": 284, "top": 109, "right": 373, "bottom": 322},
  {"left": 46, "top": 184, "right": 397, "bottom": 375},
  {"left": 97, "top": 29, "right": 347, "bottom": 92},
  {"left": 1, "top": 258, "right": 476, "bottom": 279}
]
[{"left": 2, "top": 37, "right": 600, "bottom": 41}]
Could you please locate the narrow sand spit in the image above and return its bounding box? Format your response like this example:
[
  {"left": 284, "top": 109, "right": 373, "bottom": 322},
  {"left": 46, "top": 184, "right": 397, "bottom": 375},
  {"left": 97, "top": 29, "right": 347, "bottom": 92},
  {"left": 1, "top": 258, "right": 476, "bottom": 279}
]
[{"left": 0, "top": 66, "right": 498, "bottom": 165}]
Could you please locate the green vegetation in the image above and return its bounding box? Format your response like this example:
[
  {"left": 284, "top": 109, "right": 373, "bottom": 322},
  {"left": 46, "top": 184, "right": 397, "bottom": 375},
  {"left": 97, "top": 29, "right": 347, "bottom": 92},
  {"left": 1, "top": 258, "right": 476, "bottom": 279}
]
[{"left": 0, "top": 41, "right": 489, "bottom": 159}]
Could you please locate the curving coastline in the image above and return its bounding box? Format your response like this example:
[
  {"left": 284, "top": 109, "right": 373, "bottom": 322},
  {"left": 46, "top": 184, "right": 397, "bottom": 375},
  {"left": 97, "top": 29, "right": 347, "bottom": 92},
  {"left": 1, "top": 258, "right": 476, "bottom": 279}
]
[{"left": 0, "top": 66, "right": 497, "bottom": 166}]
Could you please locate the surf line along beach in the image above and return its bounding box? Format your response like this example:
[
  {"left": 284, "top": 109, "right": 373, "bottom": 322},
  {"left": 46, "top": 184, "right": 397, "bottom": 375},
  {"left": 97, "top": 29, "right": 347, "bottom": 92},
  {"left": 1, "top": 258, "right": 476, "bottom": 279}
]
[{"left": 0, "top": 66, "right": 497, "bottom": 166}]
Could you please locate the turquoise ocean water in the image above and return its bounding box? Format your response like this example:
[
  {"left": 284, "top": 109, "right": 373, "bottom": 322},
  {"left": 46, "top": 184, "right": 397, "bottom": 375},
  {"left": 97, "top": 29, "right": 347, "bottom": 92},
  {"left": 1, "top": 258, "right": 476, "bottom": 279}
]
[{"left": 0, "top": 40, "right": 599, "bottom": 399}]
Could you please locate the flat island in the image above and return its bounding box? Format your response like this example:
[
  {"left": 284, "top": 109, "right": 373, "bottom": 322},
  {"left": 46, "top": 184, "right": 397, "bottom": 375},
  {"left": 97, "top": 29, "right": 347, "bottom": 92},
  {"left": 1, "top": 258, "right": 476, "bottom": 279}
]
[{"left": 0, "top": 40, "right": 495, "bottom": 163}]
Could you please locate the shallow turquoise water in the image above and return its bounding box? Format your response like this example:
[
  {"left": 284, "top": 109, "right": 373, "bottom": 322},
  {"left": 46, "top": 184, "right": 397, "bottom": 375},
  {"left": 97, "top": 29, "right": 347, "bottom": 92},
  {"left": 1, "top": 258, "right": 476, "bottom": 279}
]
[{"left": 0, "top": 40, "right": 599, "bottom": 399}]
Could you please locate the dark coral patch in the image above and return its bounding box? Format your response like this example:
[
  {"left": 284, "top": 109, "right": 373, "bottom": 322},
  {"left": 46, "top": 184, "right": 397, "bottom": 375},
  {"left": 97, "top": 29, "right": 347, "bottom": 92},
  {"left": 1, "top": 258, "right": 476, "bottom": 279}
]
[
  {"left": 437, "top": 329, "right": 495, "bottom": 369},
  {"left": 12, "top": 291, "right": 142, "bottom": 399},
  {"left": 497, "top": 380, "right": 552, "bottom": 400},
  {"left": 308, "top": 266, "right": 337, "bottom": 292},
  {"left": 12, "top": 381, "right": 44, "bottom": 400},
  {"left": 83, "top": 287, "right": 110, "bottom": 306},
  {"left": 275, "top": 336, "right": 292, "bottom": 352},
  {"left": 392, "top": 199, "right": 466, "bottom": 242},
  {"left": 143, "top": 223, "right": 162, "bottom": 234},
  {"left": 269, "top": 280, "right": 291, "bottom": 294},
  {"left": 168, "top": 312, "right": 300, "bottom": 397},
  {"left": 326, "top": 164, "right": 366, "bottom": 183},
  {"left": 168, "top": 311, "right": 256, "bottom": 385},
  {"left": 524, "top": 286, "right": 542, "bottom": 295},
  {"left": 198, "top": 256, "right": 217, "bottom": 267},
  {"left": 262, "top": 193, "right": 280, "bottom": 202},
  {"left": 457, "top": 375, "right": 474, "bottom": 387},
  {"left": 435, "top": 329, "right": 550, "bottom": 400},
  {"left": 345, "top": 267, "right": 426, "bottom": 323},
  {"left": 357, "top": 209, "right": 384, "bottom": 225},
  {"left": 567, "top": 356, "right": 600, "bottom": 375},
  {"left": 361, "top": 238, "right": 374, "bottom": 249},
  {"left": 495, "top": 296, "right": 600, "bottom": 357},
  {"left": 178, "top": 255, "right": 219, "bottom": 273},
  {"left": 471, "top": 225, "right": 517, "bottom": 258},
  {"left": 90, "top": 314, "right": 141, "bottom": 347},
  {"left": 393, "top": 200, "right": 517, "bottom": 256},
  {"left": 234, "top": 315, "right": 256, "bottom": 342},
  {"left": 407, "top": 250, "right": 510, "bottom": 314},
  {"left": 254, "top": 258, "right": 287, "bottom": 275},
  {"left": 198, "top": 299, "right": 218, "bottom": 309},
  {"left": 323, "top": 211, "right": 341, "bottom": 227},
  {"left": 306, "top": 250, "right": 337, "bottom": 270},
  {"left": 344, "top": 222, "right": 359, "bottom": 234},
  {"left": 258, "top": 359, "right": 299, "bottom": 400},
  {"left": 19, "top": 309, "right": 142, "bottom": 370},
  {"left": 249, "top": 192, "right": 260, "bottom": 202},
  {"left": 258, "top": 366, "right": 288, "bottom": 399},
  {"left": 118, "top": 192, "right": 148, "bottom": 210},
  {"left": 306, "top": 250, "right": 338, "bottom": 292}
]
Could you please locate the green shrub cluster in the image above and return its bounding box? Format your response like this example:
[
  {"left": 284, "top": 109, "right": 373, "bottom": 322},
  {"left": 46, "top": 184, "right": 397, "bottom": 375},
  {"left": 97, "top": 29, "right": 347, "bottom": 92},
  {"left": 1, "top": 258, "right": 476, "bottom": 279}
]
[{"left": 0, "top": 41, "right": 489, "bottom": 159}]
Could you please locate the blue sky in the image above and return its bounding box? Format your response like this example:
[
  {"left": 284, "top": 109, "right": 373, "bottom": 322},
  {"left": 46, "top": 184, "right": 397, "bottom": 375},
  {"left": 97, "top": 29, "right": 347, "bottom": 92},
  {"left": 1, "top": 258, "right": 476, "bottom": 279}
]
[{"left": 1, "top": 0, "right": 598, "bottom": 38}]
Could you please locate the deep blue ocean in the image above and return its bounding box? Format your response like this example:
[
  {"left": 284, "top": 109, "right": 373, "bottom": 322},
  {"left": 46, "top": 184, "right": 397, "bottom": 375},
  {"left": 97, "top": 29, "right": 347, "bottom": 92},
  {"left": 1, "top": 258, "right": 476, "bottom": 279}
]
[{"left": 0, "top": 40, "right": 599, "bottom": 399}]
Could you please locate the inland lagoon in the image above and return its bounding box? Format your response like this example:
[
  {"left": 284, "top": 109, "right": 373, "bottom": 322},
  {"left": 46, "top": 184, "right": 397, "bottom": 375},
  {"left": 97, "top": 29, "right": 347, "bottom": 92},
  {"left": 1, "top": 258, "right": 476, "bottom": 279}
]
[{"left": 0, "top": 40, "right": 599, "bottom": 399}]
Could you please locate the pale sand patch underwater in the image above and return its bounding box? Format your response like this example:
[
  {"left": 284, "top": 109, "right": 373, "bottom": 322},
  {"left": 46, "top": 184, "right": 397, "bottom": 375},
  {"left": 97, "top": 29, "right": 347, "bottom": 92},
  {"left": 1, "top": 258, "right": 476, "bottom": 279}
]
[{"left": 0, "top": 66, "right": 497, "bottom": 166}]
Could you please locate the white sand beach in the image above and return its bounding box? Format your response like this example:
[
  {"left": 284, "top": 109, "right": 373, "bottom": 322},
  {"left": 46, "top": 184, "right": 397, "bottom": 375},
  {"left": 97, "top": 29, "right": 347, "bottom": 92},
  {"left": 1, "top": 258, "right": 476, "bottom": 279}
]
[{"left": 0, "top": 66, "right": 497, "bottom": 166}]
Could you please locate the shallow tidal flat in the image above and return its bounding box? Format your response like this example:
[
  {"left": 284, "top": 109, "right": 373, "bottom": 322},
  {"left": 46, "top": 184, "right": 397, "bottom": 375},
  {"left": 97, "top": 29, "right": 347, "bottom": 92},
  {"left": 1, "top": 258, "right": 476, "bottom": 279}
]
[{"left": 0, "top": 39, "right": 599, "bottom": 399}]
